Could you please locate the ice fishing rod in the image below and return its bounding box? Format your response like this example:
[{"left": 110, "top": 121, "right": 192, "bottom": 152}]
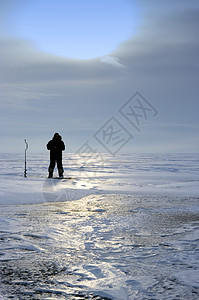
[{"left": 24, "top": 139, "right": 28, "bottom": 177}]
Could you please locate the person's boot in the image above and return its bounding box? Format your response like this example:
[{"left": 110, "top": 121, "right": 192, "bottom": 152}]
[
  {"left": 48, "top": 168, "right": 53, "bottom": 178},
  {"left": 58, "top": 169, "right": 64, "bottom": 178}
]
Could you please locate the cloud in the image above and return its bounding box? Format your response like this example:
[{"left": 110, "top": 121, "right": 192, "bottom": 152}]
[
  {"left": 1, "top": 5, "right": 198, "bottom": 85},
  {"left": 0, "top": 38, "right": 126, "bottom": 85},
  {"left": 113, "top": 6, "right": 199, "bottom": 69},
  {"left": 100, "top": 56, "right": 127, "bottom": 69}
]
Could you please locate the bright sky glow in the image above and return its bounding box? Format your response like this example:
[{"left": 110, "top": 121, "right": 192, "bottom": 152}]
[{"left": 12, "top": 0, "right": 139, "bottom": 59}]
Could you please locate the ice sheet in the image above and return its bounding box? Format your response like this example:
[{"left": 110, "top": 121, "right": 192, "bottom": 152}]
[
  {"left": 0, "top": 153, "right": 199, "bottom": 299},
  {"left": 0, "top": 153, "right": 198, "bottom": 206},
  {"left": 0, "top": 193, "right": 199, "bottom": 299}
]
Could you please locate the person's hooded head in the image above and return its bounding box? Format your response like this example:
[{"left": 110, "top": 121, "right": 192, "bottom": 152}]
[{"left": 53, "top": 133, "right": 62, "bottom": 140}]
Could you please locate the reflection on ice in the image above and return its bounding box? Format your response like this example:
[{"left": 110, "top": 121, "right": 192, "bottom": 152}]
[
  {"left": 0, "top": 153, "right": 199, "bottom": 299},
  {"left": 0, "top": 193, "right": 199, "bottom": 299},
  {"left": 0, "top": 153, "right": 199, "bottom": 205}
]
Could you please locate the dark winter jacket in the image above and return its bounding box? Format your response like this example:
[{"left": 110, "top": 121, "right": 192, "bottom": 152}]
[{"left": 47, "top": 134, "right": 65, "bottom": 160}]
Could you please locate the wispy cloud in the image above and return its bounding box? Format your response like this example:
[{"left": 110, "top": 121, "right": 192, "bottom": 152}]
[{"left": 100, "top": 56, "right": 127, "bottom": 69}]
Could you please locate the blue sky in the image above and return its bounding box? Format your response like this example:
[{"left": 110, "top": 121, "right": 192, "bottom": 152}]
[
  {"left": 12, "top": 0, "right": 139, "bottom": 59},
  {"left": 0, "top": 0, "right": 199, "bottom": 153}
]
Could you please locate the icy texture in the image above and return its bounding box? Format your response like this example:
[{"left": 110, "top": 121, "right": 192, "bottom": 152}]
[
  {"left": 0, "top": 153, "right": 199, "bottom": 299},
  {"left": 0, "top": 153, "right": 199, "bottom": 205}
]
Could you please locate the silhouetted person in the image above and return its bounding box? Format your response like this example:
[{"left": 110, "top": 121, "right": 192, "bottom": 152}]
[{"left": 47, "top": 133, "right": 65, "bottom": 178}]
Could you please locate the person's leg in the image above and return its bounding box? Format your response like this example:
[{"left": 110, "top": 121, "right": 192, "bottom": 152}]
[
  {"left": 57, "top": 159, "right": 64, "bottom": 177},
  {"left": 48, "top": 159, "right": 55, "bottom": 178}
]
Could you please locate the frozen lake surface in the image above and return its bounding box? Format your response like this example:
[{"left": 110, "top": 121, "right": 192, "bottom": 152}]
[{"left": 0, "top": 153, "right": 199, "bottom": 299}]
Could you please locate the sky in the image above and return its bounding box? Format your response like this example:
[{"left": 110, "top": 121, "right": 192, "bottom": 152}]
[{"left": 0, "top": 0, "right": 199, "bottom": 154}]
